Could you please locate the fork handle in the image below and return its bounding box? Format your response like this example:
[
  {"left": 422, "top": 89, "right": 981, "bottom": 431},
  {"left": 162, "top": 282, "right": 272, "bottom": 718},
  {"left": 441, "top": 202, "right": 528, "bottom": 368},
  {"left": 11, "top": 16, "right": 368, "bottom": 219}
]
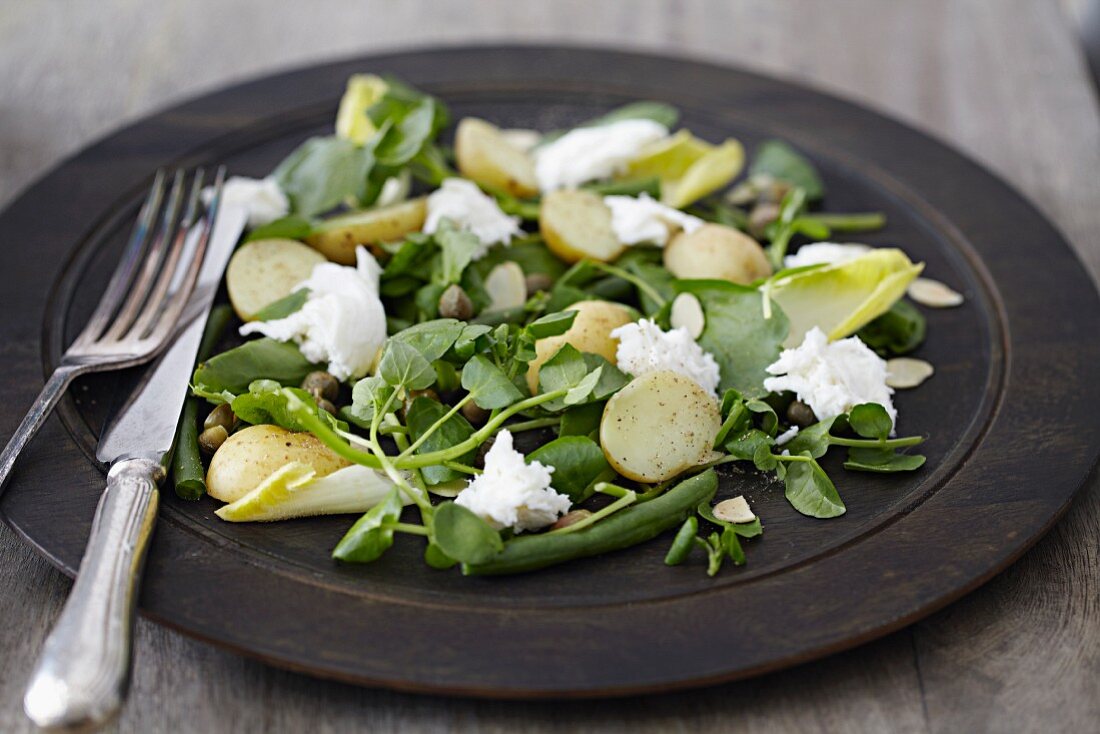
[
  {"left": 0, "top": 365, "right": 82, "bottom": 497},
  {"left": 24, "top": 457, "right": 161, "bottom": 731}
]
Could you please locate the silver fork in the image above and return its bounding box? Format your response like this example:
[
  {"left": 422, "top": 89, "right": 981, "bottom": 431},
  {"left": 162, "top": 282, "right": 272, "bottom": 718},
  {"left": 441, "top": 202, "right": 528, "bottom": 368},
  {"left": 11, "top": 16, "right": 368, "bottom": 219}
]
[{"left": 0, "top": 167, "right": 225, "bottom": 496}]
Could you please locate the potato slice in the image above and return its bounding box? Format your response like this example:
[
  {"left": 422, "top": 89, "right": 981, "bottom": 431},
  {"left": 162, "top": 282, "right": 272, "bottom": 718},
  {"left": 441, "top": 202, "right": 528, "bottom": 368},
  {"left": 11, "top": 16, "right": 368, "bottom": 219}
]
[
  {"left": 526, "top": 300, "right": 634, "bottom": 393},
  {"left": 207, "top": 424, "right": 350, "bottom": 503},
  {"left": 305, "top": 197, "right": 427, "bottom": 264},
  {"left": 664, "top": 223, "right": 772, "bottom": 285},
  {"left": 455, "top": 117, "right": 539, "bottom": 198},
  {"left": 483, "top": 261, "right": 527, "bottom": 314},
  {"left": 226, "top": 239, "right": 326, "bottom": 321},
  {"left": 600, "top": 370, "right": 721, "bottom": 483},
  {"left": 540, "top": 189, "right": 625, "bottom": 264}
]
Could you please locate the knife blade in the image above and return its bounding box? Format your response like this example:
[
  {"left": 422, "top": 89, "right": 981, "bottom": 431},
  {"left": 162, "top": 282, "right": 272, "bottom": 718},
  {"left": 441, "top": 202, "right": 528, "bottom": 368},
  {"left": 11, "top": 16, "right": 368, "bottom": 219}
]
[{"left": 96, "top": 203, "right": 247, "bottom": 464}]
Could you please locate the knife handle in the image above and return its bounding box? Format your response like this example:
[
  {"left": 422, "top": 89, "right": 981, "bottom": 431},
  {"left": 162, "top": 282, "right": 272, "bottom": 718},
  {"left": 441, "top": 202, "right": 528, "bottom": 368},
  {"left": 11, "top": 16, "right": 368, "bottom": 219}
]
[{"left": 24, "top": 457, "right": 161, "bottom": 731}]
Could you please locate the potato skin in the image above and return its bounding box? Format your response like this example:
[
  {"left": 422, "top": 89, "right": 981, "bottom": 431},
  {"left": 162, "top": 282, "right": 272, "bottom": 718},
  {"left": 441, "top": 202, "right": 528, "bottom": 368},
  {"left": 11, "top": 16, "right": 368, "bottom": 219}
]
[
  {"left": 305, "top": 197, "right": 427, "bottom": 264},
  {"left": 526, "top": 300, "right": 634, "bottom": 394},
  {"left": 599, "top": 370, "right": 722, "bottom": 483},
  {"left": 663, "top": 223, "right": 772, "bottom": 285},
  {"left": 226, "top": 239, "right": 326, "bottom": 321},
  {"left": 206, "top": 424, "right": 350, "bottom": 503},
  {"left": 455, "top": 117, "right": 539, "bottom": 198},
  {"left": 540, "top": 189, "right": 625, "bottom": 264}
]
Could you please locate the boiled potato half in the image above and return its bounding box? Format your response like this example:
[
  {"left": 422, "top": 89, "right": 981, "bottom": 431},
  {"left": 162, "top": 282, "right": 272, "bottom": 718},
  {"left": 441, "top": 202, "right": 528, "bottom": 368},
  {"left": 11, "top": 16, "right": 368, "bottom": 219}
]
[
  {"left": 207, "top": 424, "right": 351, "bottom": 503},
  {"left": 540, "top": 189, "right": 625, "bottom": 264},
  {"left": 664, "top": 223, "right": 772, "bottom": 285},
  {"left": 226, "top": 239, "right": 326, "bottom": 321},
  {"left": 526, "top": 299, "right": 633, "bottom": 394},
  {"left": 455, "top": 117, "right": 539, "bottom": 198},
  {"left": 305, "top": 197, "right": 427, "bottom": 264},
  {"left": 600, "top": 370, "right": 722, "bottom": 483}
]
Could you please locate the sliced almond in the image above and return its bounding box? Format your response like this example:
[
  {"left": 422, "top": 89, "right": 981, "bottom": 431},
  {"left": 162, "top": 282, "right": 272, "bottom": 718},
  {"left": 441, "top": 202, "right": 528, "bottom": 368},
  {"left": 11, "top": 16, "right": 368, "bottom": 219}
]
[
  {"left": 670, "top": 292, "right": 706, "bottom": 339},
  {"left": 713, "top": 496, "right": 755, "bottom": 524},
  {"left": 886, "top": 357, "right": 935, "bottom": 389},
  {"left": 483, "top": 261, "right": 527, "bottom": 314},
  {"left": 907, "top": 277, "right": 964, "bottom": 308}
]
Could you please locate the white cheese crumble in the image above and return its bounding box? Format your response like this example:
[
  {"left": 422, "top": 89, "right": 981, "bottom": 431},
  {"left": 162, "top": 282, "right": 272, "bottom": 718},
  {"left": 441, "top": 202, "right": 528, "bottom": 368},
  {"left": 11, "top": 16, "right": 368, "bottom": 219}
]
[
  {"left": 424, "top": 178, "right": 523, "bottom": 258},
  {"left": 202, "top": 176, "right": 289, "bottom": 229},
  {"left": 239, "top": 246, "right": 387, "bottom": 381},
  {"left": 454, "top": 430, "right": 571, "bottom": 533},
  {"left": 776, "top": 426, "right": 800, "bottom": 446},
  {"left": 534, "top": 119, "right": 669, "bottom": 192},
  {"left": 783, "top": 242, "right": 872, "bottom": 269},
  {"left": 611, "top": 319, "right": 722, "bottom": 397},
  {"left": 604, "top": 192, "right": 704, "bottom": 246},
  {"left": 763, "top": 327, "right": 897, "bottom": 427}
]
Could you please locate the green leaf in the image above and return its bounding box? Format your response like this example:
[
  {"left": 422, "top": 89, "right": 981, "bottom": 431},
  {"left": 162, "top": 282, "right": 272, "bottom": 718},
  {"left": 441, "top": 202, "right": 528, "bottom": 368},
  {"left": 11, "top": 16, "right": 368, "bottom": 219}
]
[
  {"left": 581, "top": 101, "right": 680, "bottom": 130},
  {"left": 783, "top": 455, "right": 846, "bottom": 518},
  {"left": 461, "top": 355, "right": 524, "bottom": 409},
  {"left": 453, "top": 323, "right": 493, "bottom": 360},
  {"left": 856, "top": 299, "right": 927, "bottom": 356},
  {"left": 724, "top": 428, "right": 775, "bottom": 462},
  {"left": 405, "top": 397, "right": 476, "bottom": 485},
  {"left": 390, "top": 318, "right": 465, "bottom": 362},
  {"left": 564, "top": 367, "right": 602, "bottom": 406},
  {"left": 273, "top": 136, "right": 375, "bottom": 218},
  {"left": 677, "top": 280, "right": 789, "bottom": 397},
  {"left": 231, "top": 382, "right": 345, "bottom": 432},
  {"left": 746, "top": 399, "right": 779, "bottom": 437},
  {"left": 559, "top": 402, "right": 605, "bottom": 438},
  {"left": 752, "top": 441, "right": 778, "bottom": 471},
  {"left": 193, "top": 338, "right": 316, "bottom": 396},
  {"left": 581, "top": 354, "right": 629, "bottom": 400},
  {"left": 664, "top": 517, "right": 698, "bottom": 565},
  {"left": 844, "top": 448, "right": 927, "bottom": 473},
  {"left": 432, "top": 502, "right": 504, "bottom": 564},
  {"left": 527, "top": 436, "right": 613, "bottom": 502},
  {"left": 537, "top": 344, "right": 587, "bottom": 395},
  {"left": 374, "top": 97, "right": 437, "bottom": 167},
  {"left": 424, "top": 542, "right": 458, "bottom": 570},
  {"left": 253, "top": 288, "right": 309, "bottom": 322},
  {"left": 472, "top": 238, "right": 568, "bottom": 281},
  {"left": 720, "top": 527, "right": 746, "bottom": 565},
  {"left": 242, "top": 214, "right": 314, "bottom": 243},
  {"left": 750, "top": 140, "right": 825, "bottom": 200},
  {"left": 848, "top": 403, "right": 893, "bottom": 440},
  {"left": 332, "top": 487, "right": 404, "bottom": 562},
  {"left": 379, "top": 340, "right": 436, "bottom": 390},
  {"left": 695, "top": 500, "right": 763, "bottom": 538},
  {"left": 525, "top": 310, "right": 578, "bottom": 340},
  {"left": 782, "top": 417, "right": 837, "bottom": 459},
  {"left": 432, "top": 221, "right": 482, "bottom": 286},
  {"left": 342, "top": 375, "right": 394, "bottom": 428}
]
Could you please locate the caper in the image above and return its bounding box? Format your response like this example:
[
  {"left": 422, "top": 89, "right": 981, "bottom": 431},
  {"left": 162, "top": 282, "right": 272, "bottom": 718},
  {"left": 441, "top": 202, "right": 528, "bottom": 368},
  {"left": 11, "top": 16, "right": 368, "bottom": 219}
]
[
  {"left": 524, "top": 272, "right": 554, "bottom": 297},
  {"left": 550, "top": 509, "right": 592, "bottom": 531},
  {"left": 203, "top": 403, "right": 236, "bottom": 432},
  {"left": 301, "top": 371, "right": 339, "bottom": 402},
  {"left": 198, "top": 425, "right": 228, "bottom": 455},
  {"left": 786, "top": 400, "right": 817, "bottom": 428},
  {"left": 438, "top": 284, "right": 474, "bottom": 321},
  {"left": 748, "top": 201, "right": 781, "bottom": 240},
  {"left": 461, "top": 400, "right": 490, "bottom": 427},
  {"left": 316, "top": 398, "right": 337, "bottom": 416}
]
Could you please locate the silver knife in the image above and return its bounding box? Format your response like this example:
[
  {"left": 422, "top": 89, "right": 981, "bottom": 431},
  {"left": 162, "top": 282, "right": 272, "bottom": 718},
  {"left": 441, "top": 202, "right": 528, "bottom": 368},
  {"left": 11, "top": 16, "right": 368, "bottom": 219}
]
[{"left": 23, "top": 201, "right": 248, "bottom": 731}]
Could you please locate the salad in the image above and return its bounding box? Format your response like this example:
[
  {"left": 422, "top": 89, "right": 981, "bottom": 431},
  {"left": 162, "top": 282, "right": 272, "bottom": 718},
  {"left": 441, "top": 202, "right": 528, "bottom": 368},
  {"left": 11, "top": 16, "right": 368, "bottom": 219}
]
[{"left": 173, "top": 74, "right": 960, "bottom": 576}]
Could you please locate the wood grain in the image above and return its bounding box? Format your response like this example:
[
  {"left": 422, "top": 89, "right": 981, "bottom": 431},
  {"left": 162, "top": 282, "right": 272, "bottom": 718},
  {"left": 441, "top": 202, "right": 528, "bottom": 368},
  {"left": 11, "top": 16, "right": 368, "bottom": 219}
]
[{"left": 0, "top": 1, "right": 1097, "bottom": 732}]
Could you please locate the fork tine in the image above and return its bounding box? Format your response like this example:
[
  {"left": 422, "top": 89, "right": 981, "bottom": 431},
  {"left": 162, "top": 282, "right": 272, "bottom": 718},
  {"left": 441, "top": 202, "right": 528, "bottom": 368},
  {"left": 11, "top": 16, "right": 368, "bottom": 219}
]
[
  {"left": 126, "top": 169, "right": 205, "bottom": 340},
  {"left": 102, "top": 170, "right": 186, "bottom": 342},
  {"left": 73, "top": 171, "right": 166, "bottom": 347},
  {"left": 138, "top": 167, "right": 225, "bottom": 350}
]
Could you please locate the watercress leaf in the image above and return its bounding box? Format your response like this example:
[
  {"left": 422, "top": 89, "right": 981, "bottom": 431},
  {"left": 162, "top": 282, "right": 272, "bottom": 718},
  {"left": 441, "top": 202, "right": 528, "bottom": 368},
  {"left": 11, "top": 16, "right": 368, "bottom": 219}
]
[
  {"left": 379, "top": 339, "right": 436, "bottom": 390},
  {"left": 432, "top": 501, "right": 504, "bottom": 564},
  {"left": 664, "top": 516, "right": 699, "bottom": 566},
  {"left": 784, "top": 455, "right": 846, "bottom": 518},
  {"left": 373, "top": 97, "right": 438, "bottom": 167},
  {"left": 564, "top": 366, "right": 603, "bottom": 406},
  {"left": 750, "top": 139, "right": 825, "bottom": 200},
  {"left": 232, "top": 382, "right": 345, "bottom": 432},
  {"left": 844, "top": 447, "right": 927, "bottom": 473},
  {"left": 525, "top": 310, "right": 578, "bottom": 340},
  {"left": 848, "top": 403, "right": 893, "bottom": 440},
  {"left": 724, "top": 428, "right": 774, "bottom": 462},
  {"left": 424, "top": 541, "right": 458, "bottom": 570},
  {"left": 581, "top": 354, "right": 630, "bottom": 400},
  {"left": 783, "top": 416, "right": 837, "bottom": 459},
  {"left": 715, "top": 392, "right": 749, "bottom": 447},
  {"left": 242, "top": 214, "right": 314, "bottom": 243},
  {"left": 331, "top": 487, "right": 403, "bottom": 562},
  {"left": 253, "top": 288, "right": 309, "bottom": 322},
  {"left": 527, "top": 435, "right": 613, "bottom": 502},
  {"left": 746, "top": 399, "right": 779, "bottom": 436},
  {"left": 720, "top": 527, "right": 746, "bottom": 565},
  {"left": 559, "top": 402, "right": 605, "bottom": 439},
  {"left": 676, "top": 280, "right": 789, "bottom": 397},
  {"left": 193, "top": 338, "right": 316, "bottom": 395},
  {"left": 432, "top": 221, "right": 482, "bottom": 286},
  {"left": 391, "top": 318, "right": 465, "bottom": 362},
  {"left": 752, "top": 441, "right": 778, "bottom": 471},
  {"left": 582, "top": 101, "right": 680, "bottom": 130},
  {"left": 405, "top": 396, "right": 476, "bottom": 485},
  {"left": 856, "top": 299, "right": 927, "bottom": 356},
  {"left": 537, "top": 344, "right": 587, "bottom": 395},
  {"left": 461, "top": 355, "right": 523, "bottom": 409},
  {"left": 472, "top": 238, "right": 568, "bottom": 281},
  {"left": 273, "top": 136, "right": 375, "bottom": 218},
  {"left": 382, "top": 233, "right": 436, "bottom": 280},
  {"left": 453, "top": 323, "right": 493, "bottom": 360},
  {"left": 695, "top": 500, "right": 762, "bottom": 539}
]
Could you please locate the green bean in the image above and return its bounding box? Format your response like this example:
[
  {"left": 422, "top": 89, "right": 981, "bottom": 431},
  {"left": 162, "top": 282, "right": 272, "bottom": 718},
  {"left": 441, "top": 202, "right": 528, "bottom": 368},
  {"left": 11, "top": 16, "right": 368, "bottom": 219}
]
[
  {"left": 462, "top": 469, "right": 718, "bottom": 576},
  {"left": 172, "top": 304, "right": 233, "bottom": 500}
]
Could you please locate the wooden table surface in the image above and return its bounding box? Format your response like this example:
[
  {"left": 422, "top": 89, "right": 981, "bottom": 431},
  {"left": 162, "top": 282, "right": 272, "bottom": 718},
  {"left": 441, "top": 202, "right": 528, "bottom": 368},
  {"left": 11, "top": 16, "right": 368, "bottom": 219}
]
[{"left": 1, "top": 1, "right": 1098, "bottom": 731}]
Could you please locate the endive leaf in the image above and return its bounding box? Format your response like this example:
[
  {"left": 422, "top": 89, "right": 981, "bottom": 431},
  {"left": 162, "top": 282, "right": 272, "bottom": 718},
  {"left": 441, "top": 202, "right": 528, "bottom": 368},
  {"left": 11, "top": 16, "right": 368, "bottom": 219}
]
[
  {"left": 335, "top": 74, "right": 390, "bottom": 144},
  {"left": 768, "top": 249, "right": 924, "bottom": 347},
  {"left": 628, "top": 130, "right": 745, "bottom": 208}
]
